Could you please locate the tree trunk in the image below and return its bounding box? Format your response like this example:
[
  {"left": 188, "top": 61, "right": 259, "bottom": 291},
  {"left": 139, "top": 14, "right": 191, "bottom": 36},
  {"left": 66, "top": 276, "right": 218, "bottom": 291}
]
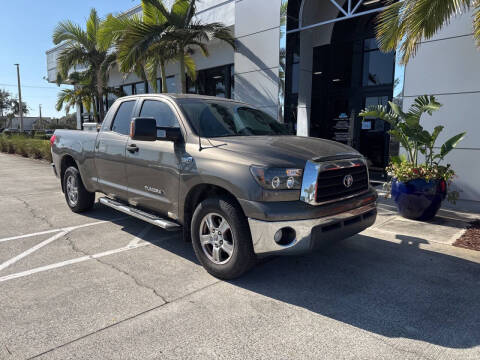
[
  {"left": 160, "top": 60, "right": 168, "bottom": 93},
  {"left": 97, "top": 90, "right": 105, "bottom": 122},
  {"left": 92, "top": 96, "right": 98, "bottom": 122},
  {"left": 96, "top": 70, "right": 105, "bottom": 122},
  {"left": 179, "top": 53, "right": 186, "bottom": 94}
]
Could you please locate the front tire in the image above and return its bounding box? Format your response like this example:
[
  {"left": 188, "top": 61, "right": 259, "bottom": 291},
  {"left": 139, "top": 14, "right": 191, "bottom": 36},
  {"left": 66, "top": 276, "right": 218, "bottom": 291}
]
[
  {"left": 191, "top": 197, "right": 256, "bottom": 279},
  {"left": 63, "top": 166, "right": 95, "bottom": 213}
]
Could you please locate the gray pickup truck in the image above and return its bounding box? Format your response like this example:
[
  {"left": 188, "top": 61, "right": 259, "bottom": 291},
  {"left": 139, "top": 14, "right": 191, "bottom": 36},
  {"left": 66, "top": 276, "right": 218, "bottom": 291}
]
[{"left": 51, "top": 94, "right": 377, "bottom": 279}]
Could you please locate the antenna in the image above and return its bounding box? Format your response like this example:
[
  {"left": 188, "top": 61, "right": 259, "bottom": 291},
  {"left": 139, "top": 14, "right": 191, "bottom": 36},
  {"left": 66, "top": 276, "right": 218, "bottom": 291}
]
[{"left": 198, "top": 115, "right": 203, "bottom": 151}]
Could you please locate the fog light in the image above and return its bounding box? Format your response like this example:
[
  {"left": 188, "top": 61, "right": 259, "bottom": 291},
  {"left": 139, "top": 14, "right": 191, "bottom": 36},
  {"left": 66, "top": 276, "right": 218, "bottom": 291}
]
[
  {"left": 274, "top": 227, "right": 296, "bottom": 246},
  {"left": 274, "top": 229, "right": 283, "bottom": 243}
]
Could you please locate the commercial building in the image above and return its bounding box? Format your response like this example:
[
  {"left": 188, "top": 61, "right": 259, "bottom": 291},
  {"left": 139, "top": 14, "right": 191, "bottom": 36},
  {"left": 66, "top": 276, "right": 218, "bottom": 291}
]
[
  {"left": 46, "top": 0, "right": 480, "bottom": 202},
  {"left": 7, "top": 116, "right": 53, "bottom": 131}
]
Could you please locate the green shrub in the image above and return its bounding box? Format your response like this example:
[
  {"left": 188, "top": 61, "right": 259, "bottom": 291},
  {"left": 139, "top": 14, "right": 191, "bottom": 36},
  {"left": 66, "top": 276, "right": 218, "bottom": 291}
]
[
  {"left": 0, "top": 135, "right": 51, "bottom": 161},
  {"left": 0, "top": 136, "right": 7, "bottom": 152}
]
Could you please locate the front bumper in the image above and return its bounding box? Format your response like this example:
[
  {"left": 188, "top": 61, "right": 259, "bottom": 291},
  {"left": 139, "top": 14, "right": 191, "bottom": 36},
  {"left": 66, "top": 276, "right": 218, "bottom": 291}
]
[{"left": 248, "top": 201, "right": 377, "bottom": 256}]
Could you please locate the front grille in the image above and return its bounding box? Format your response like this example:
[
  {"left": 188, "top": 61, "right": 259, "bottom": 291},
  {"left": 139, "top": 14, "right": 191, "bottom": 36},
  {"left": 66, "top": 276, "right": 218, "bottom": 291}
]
[{"left": 315, "top": 164, "right": 368, "bottom": 203}]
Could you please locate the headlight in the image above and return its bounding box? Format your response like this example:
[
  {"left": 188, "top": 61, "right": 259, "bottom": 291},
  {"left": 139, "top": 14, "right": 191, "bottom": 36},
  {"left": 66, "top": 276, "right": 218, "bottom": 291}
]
[{"left": 250, "top": 166, "right": 303, "bottom": 190}]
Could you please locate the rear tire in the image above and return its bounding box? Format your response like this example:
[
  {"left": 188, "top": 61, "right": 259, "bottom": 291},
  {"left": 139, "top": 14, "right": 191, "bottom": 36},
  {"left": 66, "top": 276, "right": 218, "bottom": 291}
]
[
  {"left": 191, "top": 196, "right": 256, "bottom": 280},
  {"left": 63, "top": 166, "right": 95, "bottom": 213}
]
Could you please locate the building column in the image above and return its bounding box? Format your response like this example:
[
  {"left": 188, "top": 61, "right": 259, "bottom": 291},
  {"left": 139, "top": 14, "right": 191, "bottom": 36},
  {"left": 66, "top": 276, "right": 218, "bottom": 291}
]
[
  {"left": 234, "top": 0, "right": 282, "bottom": 119},
  {"left": 296, "top": 30, "right": 313, "bottom": 136},
  {"left": 75, "top": 103, "right": 82, "bottom": 130}
]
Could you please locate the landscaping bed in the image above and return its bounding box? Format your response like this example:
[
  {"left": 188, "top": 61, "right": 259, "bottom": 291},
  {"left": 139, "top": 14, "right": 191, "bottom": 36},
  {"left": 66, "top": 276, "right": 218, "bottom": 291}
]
[
  {"left": 0, "top": 135, "right": 52, "bottom": 162},
  {"left": 453, "top": 220, "right": 480, "bottom": 251}
]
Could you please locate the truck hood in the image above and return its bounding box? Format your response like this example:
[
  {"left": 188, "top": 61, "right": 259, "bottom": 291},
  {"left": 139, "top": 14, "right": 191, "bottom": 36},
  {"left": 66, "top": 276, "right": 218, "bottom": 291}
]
[{"left": 208, "top": 135, "right": 361, "bottom": 167}]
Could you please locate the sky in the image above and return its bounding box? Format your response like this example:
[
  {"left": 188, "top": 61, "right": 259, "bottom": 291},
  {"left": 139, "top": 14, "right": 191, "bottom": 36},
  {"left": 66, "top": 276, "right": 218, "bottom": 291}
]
[{"left": 0, "top": 0, "right": 140, "bottom": 119}]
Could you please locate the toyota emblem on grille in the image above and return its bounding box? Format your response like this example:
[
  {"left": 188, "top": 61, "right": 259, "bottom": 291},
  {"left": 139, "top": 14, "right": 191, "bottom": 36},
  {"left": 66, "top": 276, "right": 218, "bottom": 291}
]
[{"left": 343, "top": 174, "right": 354, "bottom": 188}]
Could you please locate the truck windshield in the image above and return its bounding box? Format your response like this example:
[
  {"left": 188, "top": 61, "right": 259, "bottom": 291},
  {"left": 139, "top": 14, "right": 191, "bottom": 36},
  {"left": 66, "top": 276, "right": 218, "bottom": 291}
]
[{"left": 178, "top": 99, "right": 292, "bottom": 137}]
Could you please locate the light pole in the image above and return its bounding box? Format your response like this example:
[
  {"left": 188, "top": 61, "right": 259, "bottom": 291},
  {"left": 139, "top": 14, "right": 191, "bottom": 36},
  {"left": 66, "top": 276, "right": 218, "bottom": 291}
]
[
  {"left": 39, "top": 104, "right": 42, "bottom": 130},
  {"left": 14, "top": 64, "right": 24, "bottom": 132}
]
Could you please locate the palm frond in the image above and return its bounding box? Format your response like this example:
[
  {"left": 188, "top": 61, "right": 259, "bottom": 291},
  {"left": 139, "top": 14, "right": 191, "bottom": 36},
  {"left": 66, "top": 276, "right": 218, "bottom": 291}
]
[
  {"left": 57, "top": 44, "right": 89, "bottom": 77},
  {"left": 86, "top": 8, "right": 100, "bottom": 45},
  {"left": 474, "top": 1, "right": 480, "bottom": 46},
  {"left": 142, "top": 0, "right": 168, "bottom": 24},
  {"left": 53, "top": 20, "right": 90, "bottom": 48},
  {"left": 377, "top": 0, "right": 473, "bottom": 63},
  {"left": 183, "top": 53, "right": 197, "bottom": 81}
]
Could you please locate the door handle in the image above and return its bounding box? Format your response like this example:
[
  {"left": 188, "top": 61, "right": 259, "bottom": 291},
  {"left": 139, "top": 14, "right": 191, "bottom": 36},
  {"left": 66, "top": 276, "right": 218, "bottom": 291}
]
[{"left": 127, "top": 144, "right": 139, "bottom": 153}]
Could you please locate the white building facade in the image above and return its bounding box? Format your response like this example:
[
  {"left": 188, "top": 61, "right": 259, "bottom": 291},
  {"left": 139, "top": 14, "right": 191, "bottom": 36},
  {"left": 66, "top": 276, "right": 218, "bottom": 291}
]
[{"left": 46, "top": 0, "right": 480, "bottom": 202}]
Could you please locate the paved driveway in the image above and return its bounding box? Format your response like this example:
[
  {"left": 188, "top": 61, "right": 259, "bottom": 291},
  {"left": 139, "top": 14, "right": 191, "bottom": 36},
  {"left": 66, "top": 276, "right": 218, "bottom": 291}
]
[{"left": 1, "top": 153, "right": 480, "bottom": 359}]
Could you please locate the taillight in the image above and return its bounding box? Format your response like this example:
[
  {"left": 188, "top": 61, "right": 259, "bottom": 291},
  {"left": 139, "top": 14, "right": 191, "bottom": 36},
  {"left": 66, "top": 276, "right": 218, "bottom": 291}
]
[{"left": 50, "top": 134, "right": 56, "bottom": 146}]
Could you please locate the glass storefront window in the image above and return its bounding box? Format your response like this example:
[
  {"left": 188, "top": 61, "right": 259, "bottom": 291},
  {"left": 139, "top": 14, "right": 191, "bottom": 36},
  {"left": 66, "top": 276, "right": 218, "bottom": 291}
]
[
  {"left": 122, "top": 84, "right": 133, "bottom": 96},
  {"left": 362, "top": 39, "right": 394, "bottom": 86},
  {"left": 134, "top": 81, "right": 146, "bottom": 94},
  {"left": 166, "top": 76, "right": 177, "bottom": 93},
  {"left": 186, "top": 65, "right": 233, "bottom": 99}
]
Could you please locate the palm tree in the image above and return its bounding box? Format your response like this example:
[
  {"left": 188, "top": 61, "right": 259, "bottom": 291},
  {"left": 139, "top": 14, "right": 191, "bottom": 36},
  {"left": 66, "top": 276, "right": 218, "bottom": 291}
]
[
  {"left": 376, "top": 0, "right": 480, "bottom": 64},
  {"left": 99, "top": 2, "right": 180, "bottom": 93},
  {"left": 142, "top": 0, "right": 236, "bottom": 93},
  {"left": 53, "top": 8, "right": 117, "bottom": 121},
  {"left": 56, "top": 87, "right": 94, "bottom": 116}
]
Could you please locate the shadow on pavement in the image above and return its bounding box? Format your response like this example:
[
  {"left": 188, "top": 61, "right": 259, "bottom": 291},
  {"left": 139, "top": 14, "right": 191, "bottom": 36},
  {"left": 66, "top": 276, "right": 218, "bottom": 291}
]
[
  {"left": 90, "top": 204, "right": 480, "bottom": 349},
  {"left": 231, "top": 234, "right": 480, "bottom": 349}
]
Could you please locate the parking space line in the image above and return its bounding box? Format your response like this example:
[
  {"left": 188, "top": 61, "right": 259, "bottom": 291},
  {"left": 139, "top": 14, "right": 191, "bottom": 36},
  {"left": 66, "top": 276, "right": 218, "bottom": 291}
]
[
  {"left": 0, "top": 217, "right": 129, "bottom": 243},
  {"left": 0, "top": 242, "right": 149, "bottom": 283},
  {"left": 0, "top": 230, "right": 69, "bottom": 272},
  {"left": 0, "top": 230, "right": 178, "bottom": 283}
]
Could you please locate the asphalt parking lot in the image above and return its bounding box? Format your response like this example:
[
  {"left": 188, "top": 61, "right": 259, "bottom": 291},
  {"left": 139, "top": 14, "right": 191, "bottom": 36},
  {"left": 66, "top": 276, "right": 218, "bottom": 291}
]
[{"left": 1, "top": 153, "right": 480, "bottom": 359}]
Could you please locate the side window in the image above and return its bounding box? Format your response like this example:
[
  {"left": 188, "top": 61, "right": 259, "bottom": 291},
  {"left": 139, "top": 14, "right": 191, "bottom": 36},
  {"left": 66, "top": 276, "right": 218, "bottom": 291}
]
[
  {"left": 111, "top": 100, "right": 135, "bottom": 135},
  {"left": 140, "top": 100, "right": 180, "bottom": 128}
]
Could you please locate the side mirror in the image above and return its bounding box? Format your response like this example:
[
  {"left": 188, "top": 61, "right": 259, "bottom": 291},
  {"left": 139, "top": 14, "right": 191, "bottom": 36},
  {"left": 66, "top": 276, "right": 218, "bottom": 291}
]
[
  {"left": 157, "top": 127, "right": 182, "bottom": 142},
  {"left": 130, "top": 117, "right": 157, "bottom": 141}
]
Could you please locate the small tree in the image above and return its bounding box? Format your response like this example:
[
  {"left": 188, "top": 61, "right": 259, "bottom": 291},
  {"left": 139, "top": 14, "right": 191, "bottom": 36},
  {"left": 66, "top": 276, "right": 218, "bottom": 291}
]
[
  {"left": 142, "top": 0, "right": 236, "bottom": 93},
  {"left": 53, "top": 8, "right": 117, "bottom": 121},
  {"left": 360, "top": 96, "right": 466, "bottom": 202}
]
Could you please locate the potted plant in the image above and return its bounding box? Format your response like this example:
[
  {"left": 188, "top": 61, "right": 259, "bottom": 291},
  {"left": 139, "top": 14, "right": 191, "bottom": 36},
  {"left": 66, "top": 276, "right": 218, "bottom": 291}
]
[{"left": 359, "top": 95, "right": 466, "bottom": 221}]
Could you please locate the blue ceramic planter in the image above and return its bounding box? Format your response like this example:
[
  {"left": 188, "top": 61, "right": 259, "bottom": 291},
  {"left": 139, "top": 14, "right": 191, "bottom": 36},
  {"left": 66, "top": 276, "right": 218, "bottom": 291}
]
[{"left": 391, "top": 178, "right": 447, "bottom": 221}]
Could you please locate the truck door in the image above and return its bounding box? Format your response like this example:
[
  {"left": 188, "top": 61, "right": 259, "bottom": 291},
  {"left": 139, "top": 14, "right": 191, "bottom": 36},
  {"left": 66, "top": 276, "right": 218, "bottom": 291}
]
[
  {"left": 94, "top": 100, "right": 136, "bottom": 201},
  {"left": 125, "top": 98, "right": 182, "bottom": 217}
]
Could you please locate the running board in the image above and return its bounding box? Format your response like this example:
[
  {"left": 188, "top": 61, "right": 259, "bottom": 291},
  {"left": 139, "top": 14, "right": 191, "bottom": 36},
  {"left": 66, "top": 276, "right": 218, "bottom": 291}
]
[{"left": 99, "top": 197, "right": 181, "bottom": 231}]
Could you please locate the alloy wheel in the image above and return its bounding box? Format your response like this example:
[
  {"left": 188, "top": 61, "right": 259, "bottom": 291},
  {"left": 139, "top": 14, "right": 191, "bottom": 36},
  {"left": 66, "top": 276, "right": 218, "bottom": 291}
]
[{"left": 199, "top": 213, "right": 235, "bottom": 264}]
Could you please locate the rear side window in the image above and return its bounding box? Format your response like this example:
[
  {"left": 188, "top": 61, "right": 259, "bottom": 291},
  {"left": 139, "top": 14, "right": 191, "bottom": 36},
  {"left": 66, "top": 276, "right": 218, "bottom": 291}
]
[
  {"left": 111, "top": 101, "right": 135, "bottom": 135},
  {"left": 140, "top": 100, "right": 179, "bottom": 128}
]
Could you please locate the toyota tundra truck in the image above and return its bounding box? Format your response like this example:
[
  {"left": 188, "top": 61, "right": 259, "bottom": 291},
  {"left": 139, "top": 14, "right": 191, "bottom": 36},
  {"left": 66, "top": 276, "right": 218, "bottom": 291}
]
[{"left": 51, "top": 94, "right": 377, "bottom": 279}]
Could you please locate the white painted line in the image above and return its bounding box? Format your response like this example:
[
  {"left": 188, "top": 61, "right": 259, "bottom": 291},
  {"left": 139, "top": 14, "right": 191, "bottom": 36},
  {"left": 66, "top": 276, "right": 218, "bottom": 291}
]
[
  {"left": 128, "top": 225, "right": 153, "bottom": 247},
  {"left": 0, "top": 217, "right": 130, "bottom": 243},
  {"left": 0, "top": 217, "right": 134, "bottom": 272},
  {"left": 0, "top": 231, "right": 69, "bottom": 272},
  {"left": 0, "top": 228, "right": 62, "bottom": 243},
  {"left": 0, "top": 243, "right": 149, "bottom": 283},
  {"left": 0, "top": 231, "right": 178, "bottom": 283}
]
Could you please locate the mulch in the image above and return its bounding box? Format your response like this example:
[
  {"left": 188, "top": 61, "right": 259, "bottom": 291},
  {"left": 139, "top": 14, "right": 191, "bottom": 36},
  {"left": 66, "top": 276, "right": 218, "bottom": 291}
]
[{"left": 453, "top": 220, "right": 480, "bottom": 251}]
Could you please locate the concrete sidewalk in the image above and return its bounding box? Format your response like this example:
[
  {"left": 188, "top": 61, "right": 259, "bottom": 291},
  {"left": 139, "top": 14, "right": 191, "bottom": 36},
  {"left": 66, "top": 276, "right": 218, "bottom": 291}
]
[{"left": 371, "top": 197, "right": 479, "bottom": 246}]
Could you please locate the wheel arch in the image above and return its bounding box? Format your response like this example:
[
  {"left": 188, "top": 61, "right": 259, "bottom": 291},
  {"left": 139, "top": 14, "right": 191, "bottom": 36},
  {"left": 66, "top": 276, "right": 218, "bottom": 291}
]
[
  {"left": 182, "top": 183, "right": 247, "bottom": 242},
  {"left": 59, "top": 154, "right": 78, "bottom": 193}
]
